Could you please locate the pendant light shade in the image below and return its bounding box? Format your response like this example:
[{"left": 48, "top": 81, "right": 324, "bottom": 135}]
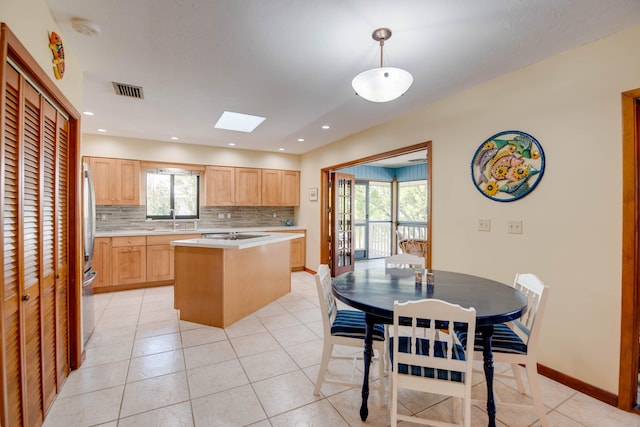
[{"left": 352, "top": 28, "right": 413, "bottom": 103}]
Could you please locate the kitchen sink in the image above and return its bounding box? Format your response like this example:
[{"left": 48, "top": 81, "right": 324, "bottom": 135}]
[{"left": 201, "top": 232, "right": 265, "bottom": 240}]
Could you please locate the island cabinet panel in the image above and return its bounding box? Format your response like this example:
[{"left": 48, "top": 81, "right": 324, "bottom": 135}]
[
  {"left": 88, "top": 157, "right": 140, "bottom": 205},
  {"left": 204, "top": 166, "right": 235, "bottom": 206},
  {"left": 235, "top": 167, "right": 261, "bottom": 206},
  {"left": 174, "top": 240, "right": 291, "bottom": 328},
  {"left": 110, "top": 236, "right": 146, "bottom": 286},
  {"left": 93, "top": 237, "right": 112, "bottom": 288}
]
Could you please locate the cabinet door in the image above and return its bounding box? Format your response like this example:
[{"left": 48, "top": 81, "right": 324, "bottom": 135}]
[
  {"left": 114, "top": 160, "right": 140, "bottom": 205},
  {"left": 147, "top": 244, "right": 173, "bottom": 282},
  {"left": 89, "top": 157, "right": 114, "bottom": 205},
  {"left": 236, "top": 168, "right": 261, "bottom": 206},
  {"left": 204, "top": 166, "right": 235, "bottom": 206},
  {"left": 261, "top": 169, "right": 281, "bottom": 206},
  {"left": 111, "top": 246, "right": 147, "bottom": 286},
  {"left": 281, "top": 170, "right": 300, "bottom": 206},
  {"left": 88, "top": 157, "right": 140, "bottom": 205},
  {"left": 290, "top": 237, "right": 305, "bottom": 270},
  {"left": 93, "top": 238, "right": 112, "bottom": 288}
]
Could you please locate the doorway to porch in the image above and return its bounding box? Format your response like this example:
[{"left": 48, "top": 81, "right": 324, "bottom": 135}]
[{"left": 320, "top": 142, "right": 432, "bottom": 273}]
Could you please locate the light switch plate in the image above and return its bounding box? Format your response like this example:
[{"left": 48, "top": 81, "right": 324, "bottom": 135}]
[
  {"left": 478, "top": 219, "right": 491, "bottom": 232},
  {"left": 508, "top": 220, "right": 523, "bottom": 234}
]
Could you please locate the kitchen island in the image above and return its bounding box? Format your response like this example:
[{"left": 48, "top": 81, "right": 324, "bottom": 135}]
[{"left": 171, "top": 232, "right": 304, "bottom": 328}]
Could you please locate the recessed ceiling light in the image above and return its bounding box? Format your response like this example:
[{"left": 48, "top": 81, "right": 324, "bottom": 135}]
[
  {"left": 297, "top": 138, "right": 304, "bottom": 142},
  {"left": 228, "top": 143, "right": 236, "bottom": 146},
  {"left": 83, "top": 111, "right": 94, "bottom": 116},
  {"left": 322, "top": 125, "right": 330, "bottom": 130},
  {"left": 278, "top": 148, "right": 285, "bottom": 151},
  {"left": 97, "top": 128, "right": 106, "bottom": 133},
  {"left": 170, "top": 136, "right": 179, "bottom": 140},
  {"left": 215, "top": 111, "right": 265, "bottom": 133}
]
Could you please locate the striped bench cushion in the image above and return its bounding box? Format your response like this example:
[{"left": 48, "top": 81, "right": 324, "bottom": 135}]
[
  {"left": 389, "top": 336, "right": 466, "bottom": 382},
  {"left": 331, "top": 310, "right": 385, "bottom": 341},
  {"left": 455, "top": 323, "right": 527, "bottom": 355}
]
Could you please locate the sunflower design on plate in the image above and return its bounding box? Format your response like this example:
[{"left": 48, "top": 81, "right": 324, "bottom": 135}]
[{"left": 471, "top": 130, "right": 545, "bottom": 202}]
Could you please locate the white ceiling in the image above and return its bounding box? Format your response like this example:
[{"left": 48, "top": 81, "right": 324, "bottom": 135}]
[{"left": 46, "top": 0, "right": 640, "bottom": 156}]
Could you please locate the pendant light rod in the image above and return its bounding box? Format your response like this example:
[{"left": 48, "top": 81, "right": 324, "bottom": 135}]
[{"left": 372, "top": 28, "right": 392, "bottom": 68}]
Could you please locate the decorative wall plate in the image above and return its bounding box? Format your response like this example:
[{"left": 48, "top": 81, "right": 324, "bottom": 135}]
[
  {"left": 48, "top": 32, "right": 65, "bottom": 80},
  {"left": 471, "top": 130, "right": 545, "bottom": 202}
]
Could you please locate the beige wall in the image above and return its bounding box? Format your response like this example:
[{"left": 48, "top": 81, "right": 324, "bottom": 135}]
[
  {"left": 1, "top": 0, "right": 83, "bottom": 108},
  {"left": 300, "top": 24, "right": 640, "bottom": 393}
]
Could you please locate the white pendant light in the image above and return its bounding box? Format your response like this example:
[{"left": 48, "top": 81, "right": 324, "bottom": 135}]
[{"left": 352, "top": 28, "right": 413, "bottom": 103}]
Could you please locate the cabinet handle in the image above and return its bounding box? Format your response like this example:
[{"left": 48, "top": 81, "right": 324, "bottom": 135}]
[
  {"left": 22, "top": 294, "right": 30, "bottom": 301},
  {"left": 56, "top": 273, "right": 61, "bottom": 279}
]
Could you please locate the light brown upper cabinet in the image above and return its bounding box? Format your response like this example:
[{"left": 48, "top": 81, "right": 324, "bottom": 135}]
[
  {"left": 261, "top": 169, "right": 300, "bottom": 206},
  {"left": 204, "top": 166, "right": 235, "bottom": 206},
  {"left": 204, "top": 166, "right": 262, "bottom": 206},
  {"left": 89, "top": 157, "right": 141, "bottom": 205},
  {"left": 235, "top": 167, "right": 262, "bottom": 206}
]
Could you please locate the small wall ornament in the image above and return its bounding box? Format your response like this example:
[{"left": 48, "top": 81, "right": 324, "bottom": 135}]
[
  {"left": 48, "top": 31, "right": 65, "bottom": 80},
  {"left": 471, "top": 130, "right": 545, "bottom": 202}
]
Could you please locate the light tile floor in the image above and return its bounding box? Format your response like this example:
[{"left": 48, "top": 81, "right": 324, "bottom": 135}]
[{"left": 42, "top": 271, "right": 640, "bottom": 427}]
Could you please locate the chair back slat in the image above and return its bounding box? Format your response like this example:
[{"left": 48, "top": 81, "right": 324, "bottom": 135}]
[
  {"left": 513, "top": 273, "right": 549, "bottom": 347},
  {"left": 315, "top": 265, "right": 337, "bottom": 335}
]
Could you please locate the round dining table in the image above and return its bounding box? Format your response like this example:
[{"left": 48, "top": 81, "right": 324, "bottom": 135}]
[{"left": 332, "top": 268, "right": 528, "bottom": 427}]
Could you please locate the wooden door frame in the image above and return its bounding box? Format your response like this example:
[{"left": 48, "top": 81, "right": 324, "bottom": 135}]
[
  {"left": 620, "top": 88, "right": 640, "bottom": 411},
  {"left": 320, "top": 141, "right": 432, "bottom": 269},
  {"left": 0, "top": 24, "right": 83, "bottom": 378}
]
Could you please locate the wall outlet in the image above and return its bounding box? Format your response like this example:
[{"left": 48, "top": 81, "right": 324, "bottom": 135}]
[
  {"left": 100, "top": 213, "right": 107, "bottom": 221},
  {"left": 217, "top": 213, "right": 225, "bottom": 219},
  {"left": 273, "top": 212, "right": 277, "bottom": 218},
  {"left": 227, "top": 213, "right": 231, "bottom": 219},
  {"left": 508, "top": 220, "right": 523, "bottom": 234},
  {"left": 478, "top": 219, "right": 491, "bottom": 232}
]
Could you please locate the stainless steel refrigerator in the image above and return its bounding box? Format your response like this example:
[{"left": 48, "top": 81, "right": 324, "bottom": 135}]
[{"left": 83, "top": 162, "right": 97, "bottom": 345}]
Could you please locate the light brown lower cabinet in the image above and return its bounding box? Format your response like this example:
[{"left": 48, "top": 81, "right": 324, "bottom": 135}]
[
  {"left": 111, "top": 236, "right": 147, "bottom": 286},
  {"left": 93, "top": 237, "right": 112, "bottom": 288},
  {"left": 272, "top": 230, "right": 306, "bottom": 271},
  {"left": 146, "top": 234, "right": 199, "bottom": 282}
]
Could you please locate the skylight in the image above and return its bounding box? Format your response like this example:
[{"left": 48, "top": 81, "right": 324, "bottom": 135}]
[{"left": 214, "top": 111, "right": 265, "bottom": 133}]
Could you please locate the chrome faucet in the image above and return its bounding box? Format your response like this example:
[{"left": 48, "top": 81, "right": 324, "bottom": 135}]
[{"left": 170, "top": 208, "right": 177, "bottom": 230}]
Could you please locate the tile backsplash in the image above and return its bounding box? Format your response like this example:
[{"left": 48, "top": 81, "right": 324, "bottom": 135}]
[{"left": 96, "top": 205, "right": 295, "bottom": 232}]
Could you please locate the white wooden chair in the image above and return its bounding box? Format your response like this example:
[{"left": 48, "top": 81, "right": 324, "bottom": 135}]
[
  {"left": 456, "top": 273, "right": 550, "bottom": 426},
  {"left": 313, "top": 265, "right": 386, "bottom": 401},
  {"left": 385, "top": 253, "right": 425, "bottom": 269},
  {"left": 389, "top": 299, "right": 476, "bottom": 427}
]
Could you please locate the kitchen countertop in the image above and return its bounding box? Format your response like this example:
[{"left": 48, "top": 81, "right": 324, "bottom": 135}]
[
  {"left": 96, "top": 225, "right": 305, "bottom": 238},
  {"left": 170, "top": 232, "right": 305, "bottom": 250}
]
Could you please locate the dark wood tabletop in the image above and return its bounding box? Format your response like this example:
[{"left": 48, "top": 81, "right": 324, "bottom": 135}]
[{"left": 332, "top": 268, "right": 527, "bottom": 325}]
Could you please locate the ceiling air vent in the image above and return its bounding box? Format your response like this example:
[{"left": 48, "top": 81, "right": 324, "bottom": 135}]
[{"left": 112, "top": 82, "right": 144, "bottom": 99}]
